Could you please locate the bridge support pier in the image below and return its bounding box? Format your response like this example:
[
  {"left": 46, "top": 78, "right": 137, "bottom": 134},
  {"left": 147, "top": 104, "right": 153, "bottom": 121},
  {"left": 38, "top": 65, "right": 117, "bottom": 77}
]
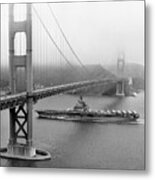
[
  {"left": 116, "top": 81, "right": 125, "bottom": 96},
  {"left": 7, "top": 104, "right": 36, "bottom": 158},
  {"left": 0, "top": 4, "right": 51, "bottom": 161},
  {"left": 116, "top": 56, "right": 125, "bottom": 97},
  {"left": 1, "top": 103, "right": 51, "bottom": 160}
]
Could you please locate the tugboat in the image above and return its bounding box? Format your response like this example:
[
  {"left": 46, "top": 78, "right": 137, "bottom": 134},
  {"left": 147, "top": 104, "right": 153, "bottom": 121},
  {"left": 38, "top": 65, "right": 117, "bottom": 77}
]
[{"left": 36, "top": 96, "right": 140, "bottom": 123}]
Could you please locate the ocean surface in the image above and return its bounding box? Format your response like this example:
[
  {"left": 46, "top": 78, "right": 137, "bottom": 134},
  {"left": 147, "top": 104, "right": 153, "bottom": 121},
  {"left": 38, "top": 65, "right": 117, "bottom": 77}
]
[{"left": 0, "top": 92, "right": 145, "bottom": 169}]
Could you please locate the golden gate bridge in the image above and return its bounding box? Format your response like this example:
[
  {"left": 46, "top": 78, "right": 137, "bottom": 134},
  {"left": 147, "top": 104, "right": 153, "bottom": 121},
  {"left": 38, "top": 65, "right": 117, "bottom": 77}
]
[{"left": 0, "top": 3, "right": 125, "bottom": 160}]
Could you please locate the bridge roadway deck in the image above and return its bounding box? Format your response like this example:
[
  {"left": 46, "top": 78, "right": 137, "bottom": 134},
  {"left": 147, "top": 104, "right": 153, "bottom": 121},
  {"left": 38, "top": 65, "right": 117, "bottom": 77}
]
[{"left": 0, "top": 78, "right": 118, "bottom": 110}]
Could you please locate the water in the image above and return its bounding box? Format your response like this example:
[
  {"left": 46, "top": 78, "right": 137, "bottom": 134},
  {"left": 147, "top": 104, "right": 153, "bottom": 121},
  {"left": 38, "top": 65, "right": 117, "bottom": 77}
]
[{"left": 0, "top": 92, "right": 145, "bottom": 169}]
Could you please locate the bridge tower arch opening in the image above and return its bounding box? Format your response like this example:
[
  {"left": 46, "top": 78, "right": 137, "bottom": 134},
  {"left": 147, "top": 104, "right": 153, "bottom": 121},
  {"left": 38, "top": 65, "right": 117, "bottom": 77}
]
[
  {"left": 0, "top": 4, "right": 51, "bottom": 160},
  {"left": 116, "top": 56, "right": 125, "bottom": 96}
]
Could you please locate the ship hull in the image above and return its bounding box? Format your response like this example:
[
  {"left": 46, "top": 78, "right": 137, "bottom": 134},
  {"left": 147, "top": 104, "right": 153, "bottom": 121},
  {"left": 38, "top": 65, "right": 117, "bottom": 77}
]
[{"left": 36, "top": 110, "right": 139, "bottom": 124}]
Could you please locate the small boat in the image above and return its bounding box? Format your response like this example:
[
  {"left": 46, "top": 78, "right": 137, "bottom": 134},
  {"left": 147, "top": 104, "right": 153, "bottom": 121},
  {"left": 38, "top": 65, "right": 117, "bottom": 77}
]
[{"left": 36, "top": 96, "right": 140, "bottom": 123}]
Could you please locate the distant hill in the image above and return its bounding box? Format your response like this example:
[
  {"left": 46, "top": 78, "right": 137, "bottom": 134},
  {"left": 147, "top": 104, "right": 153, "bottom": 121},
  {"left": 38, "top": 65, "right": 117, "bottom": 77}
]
[
  {"left": 105, "top": 63, "right": 144, "bottom": 79},
  {"left": 84, "top": 64, "right": 116, "bottom": 80},
  {"left": 1, "top": 63, "right": 144, "bottom": 95},
  {"left": 0, "top": 64, "right": 115, "bottom": 93},
  {"left": 105, "top": 63, "right": 145, "bottom": 90},
  {"left": 65, "top": 64, "right": 116, "bottom": 96},
  {"left": 69, "top": 63, "right": 145, "bottom": 96}
]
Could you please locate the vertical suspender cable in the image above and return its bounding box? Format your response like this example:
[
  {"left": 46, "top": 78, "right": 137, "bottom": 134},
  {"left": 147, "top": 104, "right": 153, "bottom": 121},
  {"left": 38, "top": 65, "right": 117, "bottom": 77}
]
[
  {"left": 32, "top": 6, "right": 77, "bottom": 72},
  {"left": 47, "top": 4, "right": 89, "bottom": 76}
]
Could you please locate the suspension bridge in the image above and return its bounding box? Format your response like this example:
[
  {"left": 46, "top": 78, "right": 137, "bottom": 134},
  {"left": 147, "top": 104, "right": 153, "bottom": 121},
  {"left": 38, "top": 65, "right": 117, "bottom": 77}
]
[{"left": 0, "top": 3, "right": 125, "bottom": 160}]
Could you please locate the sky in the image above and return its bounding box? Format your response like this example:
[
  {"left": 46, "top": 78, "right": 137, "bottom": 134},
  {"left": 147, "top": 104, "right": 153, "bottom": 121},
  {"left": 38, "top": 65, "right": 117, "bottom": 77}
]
[{"left": 1, "top": 1, "right": 144, "bottom": 68}]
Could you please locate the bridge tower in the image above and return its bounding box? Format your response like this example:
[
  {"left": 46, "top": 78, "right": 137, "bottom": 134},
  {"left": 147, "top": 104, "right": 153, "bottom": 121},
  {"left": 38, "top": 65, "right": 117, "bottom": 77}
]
[
  {"left": 116, "top": 56, "right": 125, "bottom": 96},
  {"left": 0, "top": 4, "right": 50, "bottom": 160}
]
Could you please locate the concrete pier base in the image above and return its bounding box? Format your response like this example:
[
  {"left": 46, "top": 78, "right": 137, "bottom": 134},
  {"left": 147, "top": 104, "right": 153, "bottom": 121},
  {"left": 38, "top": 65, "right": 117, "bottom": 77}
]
[
  {"left": 7, "top": 144, "right": 36, "bottom": 157},
  {"left": 116, "top": 93, "right": 125, "bottom": 97},
  {"left": 0, "top": 145, "right": 51, "bottom": 161}
]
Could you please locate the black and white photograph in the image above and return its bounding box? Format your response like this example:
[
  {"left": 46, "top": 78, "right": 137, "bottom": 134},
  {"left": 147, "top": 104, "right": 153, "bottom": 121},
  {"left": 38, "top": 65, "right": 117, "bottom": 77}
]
[{"left": 0, "top": 0, "right": 145, "bottom": 170}]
